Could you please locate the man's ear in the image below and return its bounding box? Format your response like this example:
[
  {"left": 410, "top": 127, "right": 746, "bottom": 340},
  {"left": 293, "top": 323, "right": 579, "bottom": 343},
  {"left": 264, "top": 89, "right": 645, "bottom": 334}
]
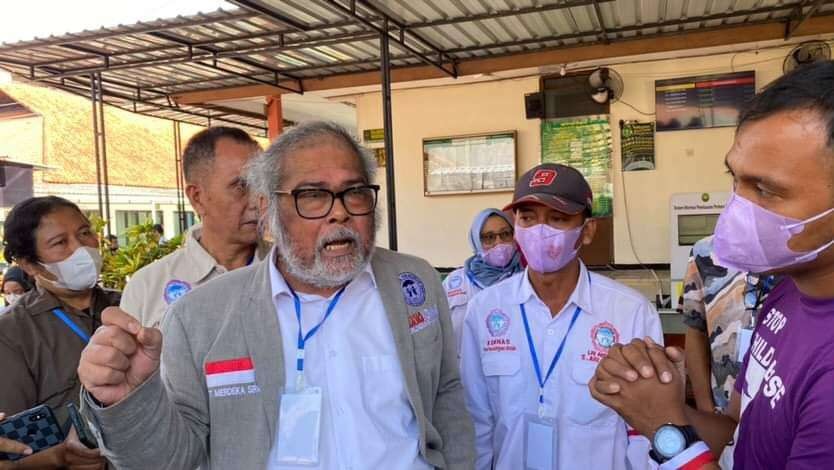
[
  {"left": 185, "top": 183, "right": 205, "bottom": 219},
  {"left": 582, "top": 218, "right": 598, "bottom": 246}
]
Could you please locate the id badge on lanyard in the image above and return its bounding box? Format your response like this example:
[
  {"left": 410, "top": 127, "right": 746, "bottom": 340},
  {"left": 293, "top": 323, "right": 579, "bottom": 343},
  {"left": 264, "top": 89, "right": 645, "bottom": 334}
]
[
  {"left": 519, "top": 303, "right": 582, "bottom": 469},
  {"left": 275, "top": 386, "right": 324, "bottom": 466},
  {"left": 524, "top": 414, "right": 557, "bottom": 470},
  {"left": 273, "top": 286, "right": 345, "bottom": 467}
]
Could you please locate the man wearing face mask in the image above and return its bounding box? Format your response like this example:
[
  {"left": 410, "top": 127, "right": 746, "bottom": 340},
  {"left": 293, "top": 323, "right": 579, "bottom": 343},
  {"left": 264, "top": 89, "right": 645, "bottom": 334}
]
[
  {"left": 120, "top": 126, "right": 268, "bottom": 328},
  {"left": 443, "top": 208, "right": 523, "bottom": 353},
  {"left": 588, "top": 61, "right": 834, "bottom": 470},
  {"left": 0, "top": 196, "right": 117, "bottom": 468},
  {"left": 459, "top": 163, "right": 663, "bottom": 470}
]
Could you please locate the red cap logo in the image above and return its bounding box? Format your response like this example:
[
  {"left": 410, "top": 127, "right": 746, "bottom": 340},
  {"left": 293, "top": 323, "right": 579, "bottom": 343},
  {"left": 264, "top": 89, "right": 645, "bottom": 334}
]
[{"left": 529, "top": 169, "right": 557, "bottom": 187}]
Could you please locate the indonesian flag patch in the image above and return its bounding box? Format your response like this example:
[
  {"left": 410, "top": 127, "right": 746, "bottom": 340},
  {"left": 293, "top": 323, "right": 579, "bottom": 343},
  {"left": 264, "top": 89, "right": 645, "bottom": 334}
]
[{"left": 205, "top": 357, "right": 256, "bottom": 388}]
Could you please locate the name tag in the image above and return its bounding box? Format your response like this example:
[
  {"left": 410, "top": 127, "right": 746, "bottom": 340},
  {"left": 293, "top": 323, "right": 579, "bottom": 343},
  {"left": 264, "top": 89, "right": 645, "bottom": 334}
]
[
  {"left": 273, "top": 387, "right": 323, "bottom": 467},
  {"left": 524, "top": 414, "right": 556, "bottom": 470}
]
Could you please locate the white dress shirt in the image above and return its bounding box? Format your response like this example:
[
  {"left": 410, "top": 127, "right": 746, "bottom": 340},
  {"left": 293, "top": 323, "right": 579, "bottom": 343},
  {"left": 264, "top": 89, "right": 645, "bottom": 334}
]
[
  {"left": 266, "top": 254, "right": 432, "bottom": 470},
  {"left": 442, "top": 267, "right": 482, "bottom": 355},
  {"left": 460, "top": 262, "right": 663, "bottom": 470}
]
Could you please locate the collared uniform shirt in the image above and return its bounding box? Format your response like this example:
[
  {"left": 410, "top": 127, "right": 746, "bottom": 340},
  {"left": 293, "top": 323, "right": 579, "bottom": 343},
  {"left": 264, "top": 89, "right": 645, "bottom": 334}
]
[
  {"left": 442, "top": 267, "right": 482, "bottom": 355},
  {"left": 0, "top": 286, "right": 120, "bottom": 426},
  {"left": 460, "top": 263, "right": 663, "bottom": 470},
  {"left": 266, "top": 252, "right": 431, "bottom": 470},
  {"left": 121, "top": 224, "right": 268, "bottom": 327}
]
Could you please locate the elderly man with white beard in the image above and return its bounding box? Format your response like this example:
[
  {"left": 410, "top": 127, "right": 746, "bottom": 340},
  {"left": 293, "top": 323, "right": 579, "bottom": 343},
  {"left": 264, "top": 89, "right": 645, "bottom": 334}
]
[{"left": 75, "top": 121, "right": 475, "bottom": 470}]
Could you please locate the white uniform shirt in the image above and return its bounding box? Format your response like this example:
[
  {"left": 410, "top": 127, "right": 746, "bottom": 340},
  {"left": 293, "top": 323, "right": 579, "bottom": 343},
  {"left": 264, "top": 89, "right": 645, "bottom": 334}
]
[
  {"left": 442, "top": 267, "right": 482, "bottom": 354},
  {"left": 121, "top": 224, "right": 266, "bottom": 327},
  {"left": 460, "top": 262, "right": 663, "bottom": 470},
  {"left": 267, "top": 253, "right": 431, "bottom": 470}
]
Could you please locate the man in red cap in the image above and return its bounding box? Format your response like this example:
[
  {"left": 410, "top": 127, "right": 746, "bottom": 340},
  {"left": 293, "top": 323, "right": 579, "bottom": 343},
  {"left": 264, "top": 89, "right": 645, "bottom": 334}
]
[{"left": 459, "top": 163, "right": 663, "bottom": 470}]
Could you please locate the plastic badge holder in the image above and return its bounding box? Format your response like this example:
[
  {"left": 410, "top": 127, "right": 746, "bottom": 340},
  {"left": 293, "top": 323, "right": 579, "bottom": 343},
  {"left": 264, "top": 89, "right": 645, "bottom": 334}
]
[{"left": 275, "top": 386, "right": 324, "bottom": 466}]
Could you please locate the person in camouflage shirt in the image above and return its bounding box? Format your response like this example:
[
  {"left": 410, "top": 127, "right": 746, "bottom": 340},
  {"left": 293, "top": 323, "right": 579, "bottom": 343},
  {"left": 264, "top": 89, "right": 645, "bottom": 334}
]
[{"left": 680, "top": 235, "right": 777, "bottom": 412}]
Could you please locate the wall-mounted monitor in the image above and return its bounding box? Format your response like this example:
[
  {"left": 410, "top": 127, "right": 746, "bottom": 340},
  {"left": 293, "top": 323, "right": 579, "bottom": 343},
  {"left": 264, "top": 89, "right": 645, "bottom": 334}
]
[{"left": 655, "top": 71, "right": 755, "bottom": 132}]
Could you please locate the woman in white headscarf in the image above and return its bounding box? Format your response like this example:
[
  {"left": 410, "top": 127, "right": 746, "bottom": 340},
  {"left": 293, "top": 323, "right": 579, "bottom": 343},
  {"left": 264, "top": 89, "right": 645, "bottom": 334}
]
[{"left": 442, "top": 208, "right": 522, "bottom": 353}]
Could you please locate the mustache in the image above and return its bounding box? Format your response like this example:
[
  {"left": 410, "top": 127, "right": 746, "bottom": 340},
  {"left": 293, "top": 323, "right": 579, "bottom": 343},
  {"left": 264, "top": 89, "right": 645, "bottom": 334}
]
[{"left": 315, "top": 226, "right": 362, "bottom": 252}]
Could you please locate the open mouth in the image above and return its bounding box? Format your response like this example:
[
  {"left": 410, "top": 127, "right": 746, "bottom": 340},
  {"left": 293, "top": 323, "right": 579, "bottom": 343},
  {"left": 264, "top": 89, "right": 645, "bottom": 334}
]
[{"left": 323, "top": 238, "right": 355, "bottom": 253}]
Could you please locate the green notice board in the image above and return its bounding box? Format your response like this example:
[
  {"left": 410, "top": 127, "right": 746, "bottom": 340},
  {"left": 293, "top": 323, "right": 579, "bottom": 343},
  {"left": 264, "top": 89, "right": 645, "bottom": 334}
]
[{"left": 541, "top": 115, "right": 613, "bottom": 216}]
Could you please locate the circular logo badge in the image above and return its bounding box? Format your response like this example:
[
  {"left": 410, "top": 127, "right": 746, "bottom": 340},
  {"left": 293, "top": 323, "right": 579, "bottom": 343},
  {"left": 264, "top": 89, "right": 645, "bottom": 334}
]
[
  {"left": 486, "top": 309, "right": 511, "bottom": 337},
  {"left": 591, "top": 321, "right": 620, "bottom": 352},
  {"left": 448, "top": 275, "right": 462, "bottom": 289},
  {"left": 164, "top": 280, "right": 192, "bottom": 305},
  {"left": 399, "top": 272, "right": 426, "bottom": 307}
]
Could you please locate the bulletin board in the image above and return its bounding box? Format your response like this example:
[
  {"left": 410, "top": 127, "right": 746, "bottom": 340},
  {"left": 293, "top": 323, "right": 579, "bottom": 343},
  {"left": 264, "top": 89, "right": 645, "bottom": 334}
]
[
  {"left": 541, "top": 115, "right": 613, "bottom": 216},
  {"left": 423, "top": 131, "right": 517, "bottom": 196}
]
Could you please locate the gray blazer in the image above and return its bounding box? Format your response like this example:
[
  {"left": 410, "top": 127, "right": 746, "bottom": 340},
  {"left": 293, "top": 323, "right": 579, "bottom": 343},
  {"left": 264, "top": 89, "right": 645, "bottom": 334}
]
[{"left": 84, "top": 248, "right": 475, "bottom": 469}]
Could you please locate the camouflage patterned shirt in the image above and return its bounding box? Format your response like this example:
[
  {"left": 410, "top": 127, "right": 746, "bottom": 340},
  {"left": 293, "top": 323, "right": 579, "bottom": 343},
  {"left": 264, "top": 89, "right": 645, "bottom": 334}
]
[{"left": 681, "top": 236, "right": 776, "bottom": 411}]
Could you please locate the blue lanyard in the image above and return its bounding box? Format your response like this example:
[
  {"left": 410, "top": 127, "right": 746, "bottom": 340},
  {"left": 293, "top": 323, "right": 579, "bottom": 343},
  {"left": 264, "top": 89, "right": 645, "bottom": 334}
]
[
  {"left": 465, "top": 270, "right": 485, "bottom": 290},
  {"left": 290, "top": 286, "right": 346, "bottom": 389},
  {"left": 51, "top": 308, "right": 90, "bottom": 343},
  {"left": 520, "top": 304, "right": 582, "bottom": 410}
]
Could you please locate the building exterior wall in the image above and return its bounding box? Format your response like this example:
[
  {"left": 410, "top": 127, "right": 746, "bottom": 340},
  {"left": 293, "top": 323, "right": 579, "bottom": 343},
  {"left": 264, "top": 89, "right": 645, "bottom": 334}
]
[{"left": 355, "top": 43, "right": 793, "bottom": 268}]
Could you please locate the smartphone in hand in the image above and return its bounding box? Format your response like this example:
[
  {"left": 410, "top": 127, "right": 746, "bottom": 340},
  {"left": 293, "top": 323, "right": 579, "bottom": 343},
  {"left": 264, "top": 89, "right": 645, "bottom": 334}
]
[
  {"left": 66, "top": 403, "right": 98, "bottom": 449},
  {"left": 0, "top": 404, "right": 64, "bottom": 460}
]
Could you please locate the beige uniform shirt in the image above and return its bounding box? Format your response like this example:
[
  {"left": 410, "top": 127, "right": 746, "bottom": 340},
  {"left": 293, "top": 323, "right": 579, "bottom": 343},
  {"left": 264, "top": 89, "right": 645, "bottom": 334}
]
[{"left": 121, "top": 224, "right": 268, "bottom": 327}]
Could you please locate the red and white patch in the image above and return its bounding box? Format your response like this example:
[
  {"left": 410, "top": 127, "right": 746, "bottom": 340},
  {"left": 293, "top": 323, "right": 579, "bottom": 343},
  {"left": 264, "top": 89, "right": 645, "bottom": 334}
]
[
  {"left": 529, "top": 169, "right": 557, "bottom": 187},
  {"left": 409, "top": 306, "right": 439, "bottom": 334},
  {"left": 205, "top": 357, "right": 256, "bottom": 388}
]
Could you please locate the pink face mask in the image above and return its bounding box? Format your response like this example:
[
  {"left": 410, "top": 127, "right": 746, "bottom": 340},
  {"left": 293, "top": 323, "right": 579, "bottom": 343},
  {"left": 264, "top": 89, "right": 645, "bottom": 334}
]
[
  {"left": 713, "top": 192, "right": 834, "bottom": 273},
  {"left": 515, "top": 223, "right": 584, "bottom": 273},
  {"left": 482, "top": 243, "right": 516, "bottom": 267}
]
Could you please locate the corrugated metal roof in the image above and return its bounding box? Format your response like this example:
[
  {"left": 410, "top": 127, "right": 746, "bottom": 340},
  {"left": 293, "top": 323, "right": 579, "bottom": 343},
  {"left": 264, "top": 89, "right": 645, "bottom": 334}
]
[{"left": 1, "top": 0, "right": 831, "bottom": 135}]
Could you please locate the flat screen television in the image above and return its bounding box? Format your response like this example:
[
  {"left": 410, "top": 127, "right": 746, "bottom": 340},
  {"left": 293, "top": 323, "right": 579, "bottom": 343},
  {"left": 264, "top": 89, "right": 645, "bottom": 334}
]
[{"left": 655, "top": 71, "right": 755, "bottom": 132}]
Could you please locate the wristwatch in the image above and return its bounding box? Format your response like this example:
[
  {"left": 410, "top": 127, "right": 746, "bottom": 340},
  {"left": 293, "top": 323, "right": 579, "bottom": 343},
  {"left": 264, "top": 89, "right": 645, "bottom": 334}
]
[{"left": 650, "top": 423, "right": 702, "bottom": 463}]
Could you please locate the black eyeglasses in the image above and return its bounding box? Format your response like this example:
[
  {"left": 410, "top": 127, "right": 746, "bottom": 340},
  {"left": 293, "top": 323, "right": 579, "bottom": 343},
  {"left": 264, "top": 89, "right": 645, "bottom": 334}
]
[
  {"left": 480, "top": 229, "right": 514, "bottom": 244},
  {"left": 274, "top": 185, "right": 380, "bottom": 220}
]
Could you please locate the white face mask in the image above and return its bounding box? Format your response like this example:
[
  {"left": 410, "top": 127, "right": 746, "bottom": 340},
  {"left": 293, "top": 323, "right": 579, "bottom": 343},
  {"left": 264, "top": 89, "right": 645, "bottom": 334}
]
[
  {"left": 40, "top": 246, "right": 102, "bottom": 291},
  {"left": 4, "top": 293, "right": 21, "bottom": 305}
]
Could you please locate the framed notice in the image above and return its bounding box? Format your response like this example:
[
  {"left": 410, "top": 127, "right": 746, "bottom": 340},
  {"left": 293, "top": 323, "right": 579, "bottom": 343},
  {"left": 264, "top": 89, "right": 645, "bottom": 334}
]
[
  {"left": 541, "top": 115, "right": 613, "bottom": 216},
  {"left": 423, "top": 131, "right": 516, "bottom": 196}
]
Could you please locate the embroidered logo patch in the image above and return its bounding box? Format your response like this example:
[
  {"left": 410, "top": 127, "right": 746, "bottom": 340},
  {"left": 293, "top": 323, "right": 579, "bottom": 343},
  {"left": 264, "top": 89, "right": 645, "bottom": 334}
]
[
  {"left": 447, "top": 275, "right": 462, "bottom": 289},
  {"left": 409, "top": 306, "right": 439, "bottom": 334},
  {"left": 486, "top": 309, "right": 511, "bottom": 337},
  {"left": 399, "top": 272, "right": 426, "bottom": 307},
  {"left": 164, "top": 280, "right": 192, "bottom": 305},
  {"left": 529, "top": 169, "right": 557, "bottom": 187},
  {"left": 591, "top": 321, "right": 619, "bottom": 352}
]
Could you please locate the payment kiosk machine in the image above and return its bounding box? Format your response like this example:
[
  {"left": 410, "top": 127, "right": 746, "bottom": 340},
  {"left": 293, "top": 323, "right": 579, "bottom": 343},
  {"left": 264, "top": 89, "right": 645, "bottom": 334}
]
[{"left": 670, "top": 192, "right": 729, "bottom": 309}]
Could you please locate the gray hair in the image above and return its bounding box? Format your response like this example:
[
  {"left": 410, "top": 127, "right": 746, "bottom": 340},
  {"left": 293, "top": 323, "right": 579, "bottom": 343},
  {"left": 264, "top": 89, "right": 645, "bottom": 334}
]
[
  {"left": 245, "top": 120, "right": 379, "bottom": 288},
  {"left": 245, "top": 120, "right": 377, "bottom": 199}
]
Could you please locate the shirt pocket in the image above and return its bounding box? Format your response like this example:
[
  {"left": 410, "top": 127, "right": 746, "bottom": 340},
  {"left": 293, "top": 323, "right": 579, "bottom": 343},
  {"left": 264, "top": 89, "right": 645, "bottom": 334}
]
[
  {"left": 565, "top": 362, "right": 619, "bottom": 426},
  {"left": 482, "top": 353, "right": 526, "bottom": 415},
  {"left": 361, "top": 355, "right": 413, "bottom": 438}
]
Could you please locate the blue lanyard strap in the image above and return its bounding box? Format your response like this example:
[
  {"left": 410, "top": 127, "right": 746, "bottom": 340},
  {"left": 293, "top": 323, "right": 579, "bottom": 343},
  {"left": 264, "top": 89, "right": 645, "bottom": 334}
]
[
  {"left": 291, "top": 286, "right": 346, "bottom": 374},
  {"left": 51, "top": 308, "right": 90, "bottom": 343},
  {"left": 520, "top": 304, "right": 582, "bottom": 404},
  {"left": 465, "top": 270, "right": 485, "bottom": 290}
]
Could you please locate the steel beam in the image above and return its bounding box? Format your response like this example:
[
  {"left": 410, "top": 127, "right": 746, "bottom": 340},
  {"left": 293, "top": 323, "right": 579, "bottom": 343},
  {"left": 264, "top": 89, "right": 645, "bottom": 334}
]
[
  {"left": 325, "top": 0, "right": 457, "bottom": 78},
  {"left": 786, "top": 0, "right": 825, "bottom": 39},
  {"left": 380, "top": 19, "right": 397, "bottom": 251}
]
